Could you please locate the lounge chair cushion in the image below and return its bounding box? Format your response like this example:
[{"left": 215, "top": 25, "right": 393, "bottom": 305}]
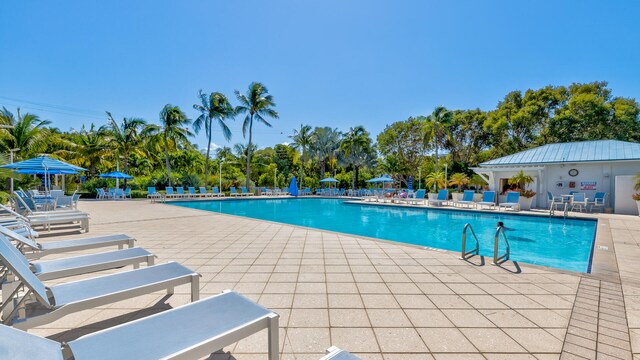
[
  {"left": 67, "top": 291, "right": 276, "bottom": 360},
  {"left": 0, "top": 324, "right": 64, "bottom": 360},
  {"left": 49, "top": 262, "right": 194, "bottom": 306}
]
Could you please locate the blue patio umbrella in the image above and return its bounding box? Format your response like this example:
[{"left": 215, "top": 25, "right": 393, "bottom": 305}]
[
  {"left": 0, "top": 155, "right": 86, "bottom": 192},
  {"left": 99, "top": 171, "right": 134, "bottom": 180},
  {"left": 15, "top": 169, "right": 79, "bottom": 175},
  {"left": 319, "top": 177, "right": 338, "bottom": 183},
  {"left": 289, "top": 176, "right": 299, "bottom": 197}
]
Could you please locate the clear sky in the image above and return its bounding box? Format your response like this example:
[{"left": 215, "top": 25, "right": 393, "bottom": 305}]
[{"left": 1, "top": 1, "right": 639, "bottom": 151}]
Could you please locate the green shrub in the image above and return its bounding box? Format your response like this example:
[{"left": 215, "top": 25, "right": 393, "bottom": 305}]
[
  {"left": 179, "top": 174, "right": 201, "bottom": 188},
  {"left": 82, "top": 178, "right": 111, "bottom": 195},
  {"left": 0, "top": 191, "right": 10, "bottom": 205}
]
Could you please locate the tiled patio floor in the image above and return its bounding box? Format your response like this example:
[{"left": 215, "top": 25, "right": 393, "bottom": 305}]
[{"left": 27, "top": 199, "right": 640, "bottom": 359}]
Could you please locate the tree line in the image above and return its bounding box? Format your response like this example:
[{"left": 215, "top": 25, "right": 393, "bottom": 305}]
[{"left": 0, "top": 80, "right": 638, "bottom": 195}]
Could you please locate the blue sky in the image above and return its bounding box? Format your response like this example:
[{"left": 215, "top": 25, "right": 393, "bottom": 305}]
[{"left": 1, "top": 1, "right": 639, "bottom": 151}]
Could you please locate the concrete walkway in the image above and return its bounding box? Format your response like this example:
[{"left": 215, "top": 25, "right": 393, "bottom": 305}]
[{"left": 28, "top": 199, "right": 640, "bottom": 359}]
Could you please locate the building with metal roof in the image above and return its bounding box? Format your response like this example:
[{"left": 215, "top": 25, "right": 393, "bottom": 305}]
[{"left": 472, "top": 140, "right": 640, "bottom": 214}]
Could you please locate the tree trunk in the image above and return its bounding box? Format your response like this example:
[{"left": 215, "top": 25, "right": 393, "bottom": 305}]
[
  {"left": 165, "top": 144, "right": 172, "bottom": 187},
  {"left": 354, "top": 166, "right": 359, "bottom": 188},
  {"left": 321, "top": 159, "right": 325, "bottom": 180},
  {"left": 123, "top": 150, "right": 129, "bottom": 188},
  {"left": 204, "top": 121, "right": 212, "bottom": 187},
  {"left": 245, "top": 116, "right": 253, "bottom": 189}
]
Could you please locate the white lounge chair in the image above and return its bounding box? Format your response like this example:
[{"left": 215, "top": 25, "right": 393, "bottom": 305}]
[
  {"left": 3, "top": 244, "right": 155, "bottom": 281},
  {"left": 571, "top": 192, "right": 588, "bottom": 212},
  {"left": 454, "top": 190, "right": 476, "bottom": 208},
  {"left": 229, "top": 186, "right": 240, "bottom": 197},
  {"left": 498, "top": 191, "right": 521, "bottom": 211},
  {"left": 240, "top": 187, "right": 252, "bottom": 196},
  {"left": 2, "top": 203, "right": 90, "bottom": 233},
  {"left": 428, "top": 189, "right": 450, "bottom": 206},
  {"left": 0, "top": 225, "right": 135, "bottom": 260},
  {"left": 147, "top": 187, "right": 163, "bottom": 202},
  {"left": 199, "top": 187, "right": 213, "bottom": 198},
  {"left": 477, "top": 191, "right": 496, "bottom": 210},
  {"left": 0, "top": 290, "right": 279, "bottom": 360},
  {"left": 212, "top": 187, "right": 225, "bottom": 197},
  {"left": 0, "top": 233, "right": 199, "bottom": 330}
]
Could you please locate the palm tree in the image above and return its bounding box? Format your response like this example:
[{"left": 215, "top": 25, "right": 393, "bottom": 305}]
[
  {"left": 426, "top": 106, "right": 452, "bottom": 171},
  {"left": 0, "top": 107, "right": 51, "bottom": 158},
  {"left": 448, "top": 173, "right": 470, "bottom": 193},
  {"left": 426, "top": 171, "right": 447, "bottom": 191},
  {"left": 68, "top": 123, "right": 110, "bottom": 176},
  {"left": 290, "top": 124, "right": 312, "bottom": 189},
  {"left": 106, "top": 112, "right": 146, "bottom": 181},
  {"left": 234, "top": 82, "right": 279, "bottom": 188},
  {"left": 193, "top": 90, "right": 235, "bottom": 186},
  {"left": 311, "top": 127, "right": 341, "bottom": 179},
  {"left": 340, "top": 126, "right": 373, "bottom": 187},
  {"left": 152, "top": 105, "right": 193, "bottom": 187}
]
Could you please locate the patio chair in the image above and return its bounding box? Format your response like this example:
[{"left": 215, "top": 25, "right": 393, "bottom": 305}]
[
  {"left": 454, "top": 190, "right": 476, "bottom": 208},
  {"left": 164, "top": 187, "right": 178, "bottom": 199},
  {"left": 320, "top": 346, "right": 361, "bottom": 360},
  {"left": 147, "top": 187, "right": 162, "bottom": 202},
  {"left": 96, "top": 188, "right": 108, "bottom": 200},
  {"left": 123, "top": 188, "right": 132, "bottom": 199},
  {"left": 187, "top": 187, "right": 200, "bottom": 198},
  {"left": 71, "top": 192, "right": 81, "bottom": 209},
  {"left": 477, "top": 191, "right": 496, "bottom": 210},
  {"left": 230, "top": 186, "right": 240, "bottom": 196},
  {"left": 547, "top": 191, "right": 564, "bottom": 212},
  {"left": 0, "top": 290, "right": 279, "bottom": 360},
  {"left": 428, "top": 189, "right": 450, "bottom": 207},
  {"left": 407, "top": 189, "right": 426, "bottom": 205},
  {"left": 498, "top": 191, "right": 521, "bottom": 211},
  {"left": 0, "top": 224, "right": 135, "bottom": 260},
  {"left": 588, "top": 192, "right": 606, "bottom": 212},
  {"left": 4, "top": 202, "right": 90, "bottom": 233},
  {"left": 571, "top": 192, "right": 588, "bottom": 212},
  {"left": 212, "top": 187, "right": 225, "bottom": 197},
  {"left": 176, "top": 187, "right": 187, "bottom": 198},
  {"left": 3, "top": 242, "right": 155, "bottom": 282},
  {"left": 0, "top": 233, "right": 199, "bottom": 330},
  {"left": 199, "top": 187, "right": 213, "bottom": 198},
  {"left": 109, "top": 188, "right": 116, "bottom": 199},
  {"left": 240, "top": 186, "right": 252, "bottom": 196}
]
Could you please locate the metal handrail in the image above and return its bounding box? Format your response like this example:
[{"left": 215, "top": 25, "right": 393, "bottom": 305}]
[
  {"left": 492, "top": 225, "right": 510, "bottom": 265},
  {"left": 460, "top": 223, "right": 479, "bottom": 260}
]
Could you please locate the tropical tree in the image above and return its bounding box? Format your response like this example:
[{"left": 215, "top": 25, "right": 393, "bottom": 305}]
[
  {"left": 448, "top": 173, "right": 470, "bottom": 192},
  {"left": 0, "top": 107, "right": 52, "bottom": 158},
  {"left": 234, "top": 82, "right": 279, "bottom": 188},
  {"left": 425, "top": 171, "right": 446, "bottom": 191},
  {"left": 425, "top": 106, "right": 452, "bottom": 171},
  {"left": 507, "top": 170, "right": 534, "bottom": 189},
  {"left": 68, "top": 123, "right": 110, "bottom": 176},
  {"left": 310, "top": 127, "right": 341, "bottom": 179},
  {"left": 105, "top": 112, "right": 146, "bottom": 180},
  {"left": 290, "top": 124, "right": 313, "bottom": 188},
  {"left": 148, "top": 105, "right": 193, "bottom": 187},
  {"left": 340, "top": 126, "right": 375, "bottom": 188},
  {"left": 193, "top": 90, "right": 235, "bottom": 186}
]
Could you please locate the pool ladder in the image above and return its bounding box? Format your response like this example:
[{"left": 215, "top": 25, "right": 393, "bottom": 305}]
[
  {"left": 460, "top": 223, "right": 511, "bottom": 265},
  {"left": 460, "top": 223, "right": 479, "bottom": 260}
]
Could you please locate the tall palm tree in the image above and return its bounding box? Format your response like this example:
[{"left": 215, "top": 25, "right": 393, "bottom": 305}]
[
  {"left": 426, "top": 106, "right": 452, "bottom": 171},
  {"left": 106, "top": 112, "right": 146, "bottom": 180},
  {"left": 340, "top": 126, "right": 374, "bottom": 188},
  {"left": 290, "top": 124, "right": 312, "bottom": 189},
  {"left": 311, "top": 127, "right": 341, "bottom": 179},
  {"left": 234, "top": 82, "right": 279, "bottom": 188},
  {"left": 0, "top": 107, "right": 51, "bottom": 158},
  {"left": 150, "top": 105, "right": 193, "bottom": 187},
  {"left": 193, "top": 90, "right": 235, "bottom": 186}
]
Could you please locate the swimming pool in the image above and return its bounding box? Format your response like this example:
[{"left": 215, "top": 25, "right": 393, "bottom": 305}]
[{"left": 171, "top": 198, "right": 597, "bottom": 273}]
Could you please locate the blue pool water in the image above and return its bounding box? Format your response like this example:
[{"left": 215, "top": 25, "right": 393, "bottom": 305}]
[{"left": 171, "top": 198, "right": 597, "bottom": 273}]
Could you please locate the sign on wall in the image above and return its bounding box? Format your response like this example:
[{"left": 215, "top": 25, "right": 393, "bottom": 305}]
[
  {"left": 555, "top": 181, "right": 565, "bottom": 189},
  {"left": 580, "top": 181, "right": 597, "bottom": 190}
]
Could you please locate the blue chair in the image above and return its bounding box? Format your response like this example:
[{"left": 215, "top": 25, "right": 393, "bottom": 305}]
[
  {"left": 212, "top": 187, "right": 225, "bottom": 197},
  {"left": 588, "top": 192, "right": 606, "bottom": 212},
  {"left": 477, "top": 191, "right": 496, "bottom": 209},
  {"left": 571, "top": 193, "right": 588, "bottom": 212},
  {"left": 428, "top": 189, "right": 449, "bottom": 206},
  {"left": 455, "top": 190, "right": 476, "bottom": 208},
  {"left": 408, "top": 189, "right": 426, "bottom": 205},
  {"left": 499, "top": 191, "right": 520, "bottom": 211},
  {"left": 229, "top": 187, "right": 239, "bottom": 196}
]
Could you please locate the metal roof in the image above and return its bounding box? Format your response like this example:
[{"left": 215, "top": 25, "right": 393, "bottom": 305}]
[{"left": 479, "top": 140, "right": 640, "bottom": 167}]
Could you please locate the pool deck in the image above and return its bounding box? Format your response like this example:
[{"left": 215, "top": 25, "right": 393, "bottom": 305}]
[{"left": 30, "top": 198, "right": 640, "bottom": 359}]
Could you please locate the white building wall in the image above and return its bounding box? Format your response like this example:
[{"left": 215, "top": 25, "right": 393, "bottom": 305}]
[{"left": 476, "top": 160, "right": 640, "bottom": 213}]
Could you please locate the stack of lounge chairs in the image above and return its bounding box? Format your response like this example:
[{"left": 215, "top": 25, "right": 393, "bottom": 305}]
[{"left": 0, "top": 207, "right": 359, "bottom": 360}]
